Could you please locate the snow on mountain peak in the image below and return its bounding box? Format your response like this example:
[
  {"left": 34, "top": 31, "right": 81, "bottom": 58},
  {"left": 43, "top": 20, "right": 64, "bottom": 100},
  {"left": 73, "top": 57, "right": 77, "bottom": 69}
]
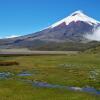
[
  {"left": 71, "top": 10, "right": 83, "bottom": 16},
  {"left": 50, "top": 10, "right": 100, "bottom": 28}
]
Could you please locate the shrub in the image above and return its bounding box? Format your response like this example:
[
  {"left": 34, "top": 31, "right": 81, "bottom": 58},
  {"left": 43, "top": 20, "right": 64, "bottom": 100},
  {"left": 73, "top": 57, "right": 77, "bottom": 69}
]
[{"left": 0, "top": 61, "right": 19, "bottom": 66}]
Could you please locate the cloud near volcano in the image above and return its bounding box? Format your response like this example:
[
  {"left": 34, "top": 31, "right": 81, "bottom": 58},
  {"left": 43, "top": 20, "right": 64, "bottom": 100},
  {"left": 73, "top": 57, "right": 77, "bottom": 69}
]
[{"left": 85, "top": 27, "right": 100, "bottom": 41}]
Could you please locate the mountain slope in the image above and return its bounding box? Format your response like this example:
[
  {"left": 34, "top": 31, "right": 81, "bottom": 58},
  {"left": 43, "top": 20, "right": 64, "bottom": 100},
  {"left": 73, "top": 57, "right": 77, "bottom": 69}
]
[{"left": 0, "top": 10, "right": 100, "bottom": 50}]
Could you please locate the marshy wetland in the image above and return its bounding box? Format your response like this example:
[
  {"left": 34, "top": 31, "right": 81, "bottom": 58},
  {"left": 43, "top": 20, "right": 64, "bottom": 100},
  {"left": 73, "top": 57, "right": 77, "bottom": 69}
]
[{"left": 0, "top": 53, "right": 100, "bottom": 100}]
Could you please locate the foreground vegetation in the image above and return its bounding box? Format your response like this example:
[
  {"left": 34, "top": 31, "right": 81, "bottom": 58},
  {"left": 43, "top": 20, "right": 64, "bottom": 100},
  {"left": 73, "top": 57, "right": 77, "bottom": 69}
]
[
  {"left": 0, "top": 79, "right": 99, "bottom": 100},
  {"left": 0, "top": 53, "right": 100, "bottom": 100}
]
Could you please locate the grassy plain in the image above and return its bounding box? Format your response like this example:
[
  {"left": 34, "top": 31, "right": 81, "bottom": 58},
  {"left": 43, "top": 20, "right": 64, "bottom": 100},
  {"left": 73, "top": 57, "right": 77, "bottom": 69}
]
[{"left": 0, "top": 53, "right": 100, "bottom": 100}]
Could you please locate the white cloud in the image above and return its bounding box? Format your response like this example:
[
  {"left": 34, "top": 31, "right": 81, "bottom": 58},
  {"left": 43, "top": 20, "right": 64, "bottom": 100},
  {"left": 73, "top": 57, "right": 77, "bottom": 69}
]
[
  {"left": 85, "top": 27, "right": 100, "bottom": 41},
  {"left": 5, "top": 35, "right": 20, "bottom": 39},
  {"left": 0, "top": 35, "right": 20, "bottom": 39}
]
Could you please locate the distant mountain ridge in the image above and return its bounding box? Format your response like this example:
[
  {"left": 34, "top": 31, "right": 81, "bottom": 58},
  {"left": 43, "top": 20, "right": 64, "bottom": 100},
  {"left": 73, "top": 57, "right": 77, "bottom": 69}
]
[{"left": 0, "top": 10, "right": 100, "bottom": 50}]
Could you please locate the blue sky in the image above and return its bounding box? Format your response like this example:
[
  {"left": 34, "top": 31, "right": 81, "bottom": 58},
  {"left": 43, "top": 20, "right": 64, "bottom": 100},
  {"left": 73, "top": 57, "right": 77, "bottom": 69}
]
[{"left": 0, "top": 0, "right": 100, "bottom": 38}]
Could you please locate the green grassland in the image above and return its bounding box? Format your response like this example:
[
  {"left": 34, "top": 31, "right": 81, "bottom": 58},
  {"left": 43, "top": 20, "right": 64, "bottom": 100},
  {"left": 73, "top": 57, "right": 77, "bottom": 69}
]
[{"left": 0, "top": 53, "right": 100, "bottom": 100}]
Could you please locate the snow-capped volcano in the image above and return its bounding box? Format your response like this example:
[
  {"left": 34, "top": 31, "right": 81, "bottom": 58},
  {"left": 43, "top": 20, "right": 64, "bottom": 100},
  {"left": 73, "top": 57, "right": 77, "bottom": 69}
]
[
  {"left": 50, "top": 10, "right": 100, "bottom": 28},
  {"left": 0, "top": 10, "right": 100, "bottom": 50}
]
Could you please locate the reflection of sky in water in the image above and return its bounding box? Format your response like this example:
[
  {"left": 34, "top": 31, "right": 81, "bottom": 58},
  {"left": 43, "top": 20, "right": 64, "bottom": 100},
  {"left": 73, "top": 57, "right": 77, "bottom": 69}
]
[
  {"left": 32, "top": 81, "right": 100, "bottom": 95},
  {"left": 0, "top": 71, "right": 100, "bottom": 95},
  {"left": 0, "top": 72, "right": 11, "bottom": 79},
  {"left": 18, "top": 71, "right": 32, "bottom": 76}
]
